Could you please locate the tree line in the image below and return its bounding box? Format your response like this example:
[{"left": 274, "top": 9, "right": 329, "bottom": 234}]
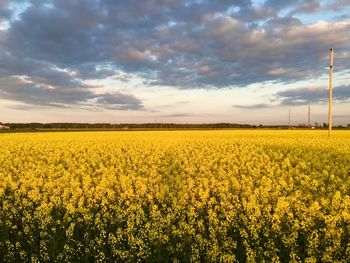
[{"left": 1, "top": 122, "right": 349, "bottom": 130}]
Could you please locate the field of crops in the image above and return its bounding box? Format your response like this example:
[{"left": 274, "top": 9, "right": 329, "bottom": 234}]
[{"left": 0, "top": 130, "right": 350, "bottom": 262}]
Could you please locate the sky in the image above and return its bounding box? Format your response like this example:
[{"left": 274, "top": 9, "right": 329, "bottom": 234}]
[{"left": 0, "top": 0, "right": 349, "bottom": 125}]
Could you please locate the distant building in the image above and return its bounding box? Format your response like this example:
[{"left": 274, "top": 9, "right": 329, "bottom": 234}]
[{"left": 0, "top": 125, "right": 10, "bottom": 130}]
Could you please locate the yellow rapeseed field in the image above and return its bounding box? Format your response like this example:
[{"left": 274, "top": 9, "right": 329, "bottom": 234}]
[{"left": 0, "top": 130, "right": 350, "bottom": 262}]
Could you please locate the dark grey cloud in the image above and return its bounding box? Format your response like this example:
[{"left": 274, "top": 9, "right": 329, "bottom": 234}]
[
  {"left": 159, "top": 113, "right": 197, "bottom": 117},
  {"left": 233, "top": 103, "right": 271, "bottom": 109},
  {"left": 264, "top": 0, "right": 350, "bottom": 15},
  {"left": 333, "top": 14, "right": 350, "bottom": 21},
  {"left": 0, "top": 51, "right": 143, "bottom": 110},
  {"left": 0, "top": 76, "right": 143, "bottom": 110},
  {"left": 0, "top": 8, "right": 10, "bottom": 19},
  {"left": 276, "top": 85, "right": 350, "bottom": 106},
  {"left": 96, "top": 93, "right": 143, "bottom": 110},
  {"left": 289, "top": 0, "right": 322, "bottom": 14},
  {"left": 0, "top": 0, "right": 349, "bottom": 109},
  {"left": 264, "top": 0, "right": 297, "bottom": 8},
  {"left": 330, "top": 0, "right": 350, "bottom": 8},
  {"left": 233, "top": 84, "right": 350, "bottom": 109}
]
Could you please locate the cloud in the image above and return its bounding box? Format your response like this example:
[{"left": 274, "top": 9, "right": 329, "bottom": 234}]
[
  {"left": 95, "top": 93, "right": 143, "bottom": 110},
  {"left": 0, "top": 0, "right": 350, "bottom": 111},
  {"left": 275, "top": 85, "right": 350, "bottom": 106},
  {"left": 234, "top": 84, "right": 350, "bottom": 108},
  {"left": 329, "top": 0, "right": 350, "bottom": 9},
  {"left": 264, "top": 0, "right": 350, "bottom": 15},
  {"left": 232, "top": 103, "right": 271, "bottom": 109},
  {"left": 289, "top": 0, "right": 322, "bottom": 14},
  {"left": 0, "top": 8, "right": 10, "bottom": 19},
  {"left": 158, "top": 113, "right": 197, "bottom": 117},
  {"left": 0, "top": 76, "right": 143, "bottom": 110}
]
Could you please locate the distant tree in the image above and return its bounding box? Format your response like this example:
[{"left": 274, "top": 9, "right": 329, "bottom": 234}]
[
  {"left": 347, "top": 123, "right": 350, "bottom": 128},
  {"left": 323, "top": 123, "right": 328, "bottom": 128}
]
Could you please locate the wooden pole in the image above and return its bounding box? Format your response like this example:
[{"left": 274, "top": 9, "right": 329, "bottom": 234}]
[
  {"left": 328, "top": 48, "right": 334, "bottom": 137},
  {"left": 308, "top": 106, "right": 311, "bottom": 128}
]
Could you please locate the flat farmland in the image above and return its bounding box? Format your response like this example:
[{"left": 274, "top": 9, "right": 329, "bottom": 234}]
[{"left": 0, "top": 130, "right": 350, "bottom": 262}]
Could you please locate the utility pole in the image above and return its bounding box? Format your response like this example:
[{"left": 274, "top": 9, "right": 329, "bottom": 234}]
[
  {"left": 308, "top": 106, "right": 311, "bottom": 128},
  {"left": 328, "top": 48, "right": 334, "bottom": 138},
  {"left": 289, "top": 109, "right": 291, "bottom": 129}
]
